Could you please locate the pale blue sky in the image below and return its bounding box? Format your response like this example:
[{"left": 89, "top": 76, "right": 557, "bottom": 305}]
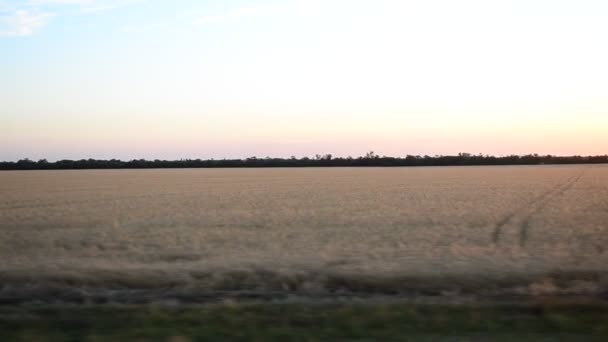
[{"left": 2, "top": 0, "right": 608, "bottom": 161}]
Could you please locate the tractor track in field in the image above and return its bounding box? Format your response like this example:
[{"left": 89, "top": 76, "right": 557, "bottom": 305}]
[{"left": 492, "top": 168, "right": 586, "bottom": 247}]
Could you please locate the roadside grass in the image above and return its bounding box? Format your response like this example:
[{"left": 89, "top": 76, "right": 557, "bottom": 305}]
[{"left": 1, "top": 302, "right": 607, "bottom": 341}]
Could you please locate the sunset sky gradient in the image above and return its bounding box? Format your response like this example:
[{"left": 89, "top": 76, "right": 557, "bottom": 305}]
[{"left": 1, "top": 0, "right": 607, "bottom": 161}]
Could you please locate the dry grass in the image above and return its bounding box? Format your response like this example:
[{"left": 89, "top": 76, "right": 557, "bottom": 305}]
[{"left": 1, "top": 165, "right": 607, "bottom": 302}]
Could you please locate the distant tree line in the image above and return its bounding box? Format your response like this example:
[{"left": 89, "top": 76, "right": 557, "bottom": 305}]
[{"left": 1, "top": 152, "right": 607, "bottom": 170}]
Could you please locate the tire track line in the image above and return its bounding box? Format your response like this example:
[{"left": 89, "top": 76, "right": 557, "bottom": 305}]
[
  {"left": 492, "top": 168, "right": 586, "bottom": 246},
  {"left": 491, "top": 174, "right": 576, "bottom": 244},
  {"left": 518, "top": 169, "right": 585, "bottom": 246}
]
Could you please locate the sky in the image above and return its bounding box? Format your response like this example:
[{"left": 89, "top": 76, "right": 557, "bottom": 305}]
[{"left": 1, "top": 0, "right": 607, "bottom": 161}]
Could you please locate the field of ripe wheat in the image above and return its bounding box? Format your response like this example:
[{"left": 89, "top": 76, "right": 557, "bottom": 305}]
[{"left": 1, "top": 165, "right": 607, "bottom": 303}]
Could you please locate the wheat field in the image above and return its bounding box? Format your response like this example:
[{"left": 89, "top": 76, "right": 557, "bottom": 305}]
[{"left": 1, "top": 165, "right": 607, "bottom": 303}]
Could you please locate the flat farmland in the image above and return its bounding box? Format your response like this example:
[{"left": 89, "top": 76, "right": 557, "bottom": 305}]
[{"left": 1, "top": 165, "right": 607, "bottom": 303}]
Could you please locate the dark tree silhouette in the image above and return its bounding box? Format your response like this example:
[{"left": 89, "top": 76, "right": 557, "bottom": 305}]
[{"left": 1, "top": 153, "right": 607, "bottom": 170}]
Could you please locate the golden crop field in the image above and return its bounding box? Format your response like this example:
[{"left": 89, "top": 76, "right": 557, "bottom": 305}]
[{"left": 1, "top": 165, "right": 607, "bottom": 303}]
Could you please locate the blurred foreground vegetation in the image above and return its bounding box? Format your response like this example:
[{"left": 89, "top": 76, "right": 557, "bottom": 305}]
[{"left": 1, "top": 302, "right": 607, "bottom": 341}]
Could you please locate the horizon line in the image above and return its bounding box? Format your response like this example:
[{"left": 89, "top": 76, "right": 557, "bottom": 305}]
[{"left": 3, "top": 152, "right": 608, "bottom": 163}]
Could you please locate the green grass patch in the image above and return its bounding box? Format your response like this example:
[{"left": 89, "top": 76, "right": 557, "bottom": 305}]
[{"left": 1, "top": 302, "right": 607, "bottom": 341}]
